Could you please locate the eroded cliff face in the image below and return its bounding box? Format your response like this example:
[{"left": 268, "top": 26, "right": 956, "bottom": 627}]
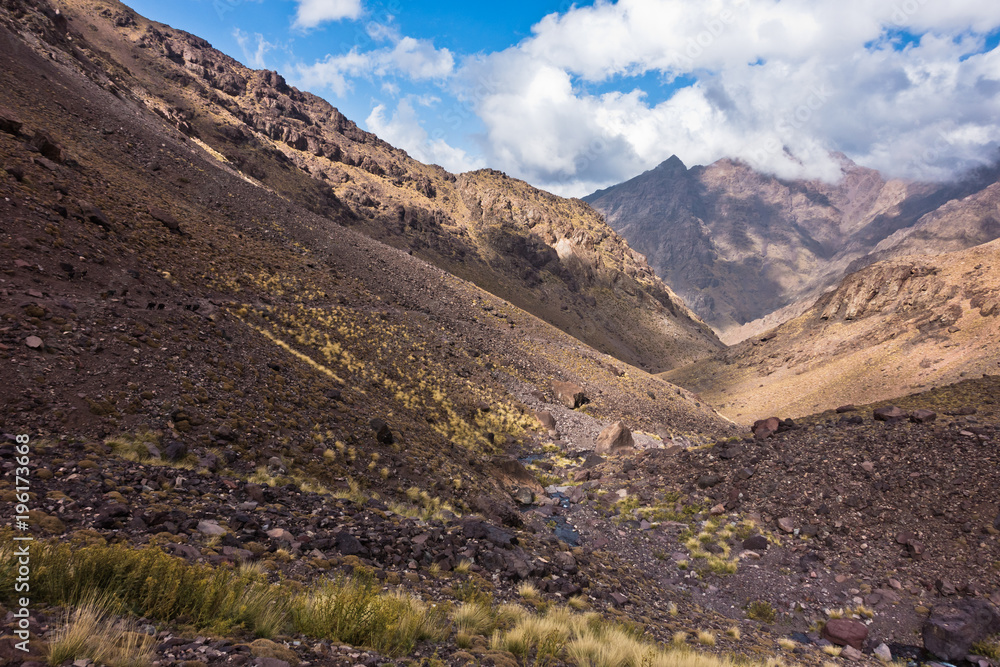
[
  {"left": 11, "top": 0, "right": 721, "bottom": 372},
  {"left": 586, "top": 154, "right": 1000, "bottom": 340}
]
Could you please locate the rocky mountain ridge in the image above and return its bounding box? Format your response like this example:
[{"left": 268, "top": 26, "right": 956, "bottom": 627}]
[{"left": 23, "top": 0, "right": 720, "bottom": 373}]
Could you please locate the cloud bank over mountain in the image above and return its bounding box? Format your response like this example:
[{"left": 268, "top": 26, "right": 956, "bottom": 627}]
[{"left": 449, "top": 0, "right": 1000, "bottom": 195}]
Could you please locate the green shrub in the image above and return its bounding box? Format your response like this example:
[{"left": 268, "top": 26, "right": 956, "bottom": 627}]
[{"left": 746, "top": 600, "right": 776, "bottom": 623}]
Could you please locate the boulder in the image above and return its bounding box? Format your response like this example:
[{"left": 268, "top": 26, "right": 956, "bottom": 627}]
[
  {"left": 197, "top": 520, "right": 227, "bottom": 536},
  {"left": 922, "top": 599, "right": 1000, "bottom": 661},
  {"left": 535, "top": 410, "right": 556, "bottom": 429},
  {"left": 461, "top": 520, "right": 515, "bottom": 548},
  {"left": 697, "top": 474, "right": 722, "bottom": 488},
  {"left": 841, "top": 646, "right": 864, "bottom": 661},
  {"left": 149, "top": 207, "right": 182, "bottom": 233},
  {"left": 0, "top": 109, "right": 22, "bottom": 135},
  {"left": 752, "top": 417, "right": 780, "bottom": 439},
  {"left": 552, "top": 381, "right": 588, "bottom": 409},
  {"left": 30, "top": 131, "right": 62, "bottom": 162},
  {"left": 163, "top": 440, "right": 188, "bottom": 461},
  {"left": 743, "top": 535, "right": 769, "bottom": 551},
  {"left": 595, "top": 421, "right": 634, "bottom": 454},
  {"left": 266, "top": 528, "right": 294, "bottom": 542},
  {"left": 873, "top": 406, "right": 907, "bottom": 421},
  {"left": 333, "top": 531, "right": 367, "bottom": 556},
  {"left": 553, "top": 551, "right": 577, "bottom": 573},
  {"left": 874, "top": 643, "right": 892, "bottom": 662},
  {"left": 822, "top": 618, "right": 869, "bottom": 650},
  {"left": 513, "top": 487, "right": 534, "bottom": 505},
  {"left": 910, "top": 409, "right": 937, "bottom": 424},
  {"left": 492, "top": 457, "right": 544, "bottom": 495},
  {"left": 79, "top": 201, "right": 113, "bottom": 230},
  {"left": 369, "top": 418, "right": 394, "bottom": 444}
]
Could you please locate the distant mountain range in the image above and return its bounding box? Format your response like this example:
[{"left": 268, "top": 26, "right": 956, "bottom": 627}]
[{"left": 585, "top": 154, "right": 1000, "bottom": 342}]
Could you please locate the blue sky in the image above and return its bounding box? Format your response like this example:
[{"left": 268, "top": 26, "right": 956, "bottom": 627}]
[{"left": 126, "top": 0, "right": 1000, "bottom": 197}]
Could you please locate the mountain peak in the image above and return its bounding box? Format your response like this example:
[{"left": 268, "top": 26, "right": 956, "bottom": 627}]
[{"left": 656, "top": 154, "right": 687, "bottom": 172}]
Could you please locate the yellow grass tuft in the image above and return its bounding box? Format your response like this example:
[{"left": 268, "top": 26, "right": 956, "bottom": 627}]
[{"left": 47, "top": 597, "right": 155, "bottom": 667}]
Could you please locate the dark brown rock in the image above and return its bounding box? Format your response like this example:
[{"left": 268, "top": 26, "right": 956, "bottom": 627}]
[
  {"left": 822, "top": 618, "right": 869, "bottom": 650},
  {"left": 873, "top": 406, "right": 908, "bottom": 421},
  {"left": 150, "top": 207, "right": 182, "bottom": 233},
  {"left": 907, "top": 540, "right": 925, "bottom": 559},
  {"left": 697, "top": 474, "right": 722, "bottom": 488},
  {"left": 0, "top": 109, "right": 22, "bottom": 135},
  {"left": 369, "top": 418, "right": 394, "bottom": 444},
  {"left": 923, "top": 599, "right": 1000, "bottom": 661},
  {"left": 30, "top": 131, "right": 62, "bottom": 162},
  {"left": 752, "top": 417, "right": 780, "bottom": 439},
  {"left": 910, "top": 409, "right": 937, "bottom": 423},
  {"left": 79, "top": 201, "right": 113, "bottom": 230}
]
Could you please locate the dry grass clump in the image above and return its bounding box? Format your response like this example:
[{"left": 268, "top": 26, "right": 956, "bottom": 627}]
[
  {"left": 0, "top": 538, "right": 446, "bottom": 655},
  {"left": 453, "top": 601, "right": 495, "bottom": 635},
  {"left": 47, "top": 596, "right": 154, "bottom": 667},
  {"left": 489, "top": 606, "right": 758, "bottom": 667},
  {"left": 291, "top": 575, "right": 446, "bottom": 655},
  {"left": 826, "top": 605, "right": 874, "bottom": 620},
  {"left": 518, "top": 582, "right": 540, "bottom": 599},
  {"left": 0, "top": 539, "right": 286, "bottom": 638}
]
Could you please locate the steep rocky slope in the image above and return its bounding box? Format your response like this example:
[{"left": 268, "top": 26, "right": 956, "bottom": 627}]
[
  {"left": 0, "top": 0, "right": 732, "bottom": 513},
  {"left": 585, "top": 155, "right": 1000, "bottom": 342},
  {"left": 26, "top": 0, "right": 720, "bottom": 373},
  {"left": 663, "top": 239, "right": 1000, "bottom": 421}
]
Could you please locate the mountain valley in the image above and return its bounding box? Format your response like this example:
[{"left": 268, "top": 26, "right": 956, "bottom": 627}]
[{"left": 0, "top": 1, "right": 998, "bottom": 667}]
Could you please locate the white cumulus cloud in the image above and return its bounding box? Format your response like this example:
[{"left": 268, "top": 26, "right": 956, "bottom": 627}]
[
  {"left": 366, "top": 98, "right": 484, "bottom": 174},
  {"left": 455, "top": 0, "right": 1000, "bottom": 195},
  {"left": 293, "top": 0, "right": 364, "bottom": 30},
  {"left": 294, "top": 37, "right": 454, "bottom": 97},
  {"left": 232, "top": 28, "right": 278, "bottom": 69}
]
